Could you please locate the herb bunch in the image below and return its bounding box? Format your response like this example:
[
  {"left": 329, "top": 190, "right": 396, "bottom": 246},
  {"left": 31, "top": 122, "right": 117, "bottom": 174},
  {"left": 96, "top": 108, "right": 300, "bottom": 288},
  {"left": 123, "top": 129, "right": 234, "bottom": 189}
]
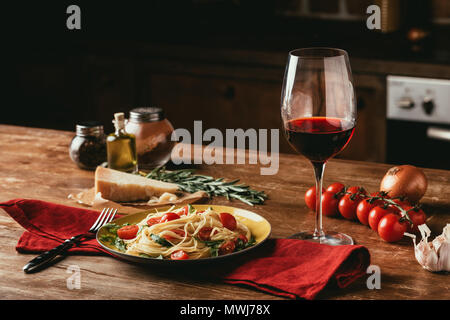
[{"left": 141, "top": 167, "right": 267, "bottom": 206}]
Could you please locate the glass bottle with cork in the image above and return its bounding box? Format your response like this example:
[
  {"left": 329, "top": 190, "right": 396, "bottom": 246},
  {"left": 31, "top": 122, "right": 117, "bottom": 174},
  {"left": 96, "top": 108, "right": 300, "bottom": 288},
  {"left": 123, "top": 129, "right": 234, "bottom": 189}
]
[{"left": 107, "top": 112, "right": 137, "bottom": 173}]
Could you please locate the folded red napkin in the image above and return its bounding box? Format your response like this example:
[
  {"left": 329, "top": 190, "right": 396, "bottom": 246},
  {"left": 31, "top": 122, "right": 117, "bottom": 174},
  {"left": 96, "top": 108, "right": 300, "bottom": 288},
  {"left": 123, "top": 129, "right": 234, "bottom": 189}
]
[
  {"left": 1, "top": 199, "right": 370, "bottom": 300},
  {"left": 0, "top": 198, "right": 112, "bottom": 254},
  {"left": 223, "top": 238, "right": 370, "bottom": 299}
]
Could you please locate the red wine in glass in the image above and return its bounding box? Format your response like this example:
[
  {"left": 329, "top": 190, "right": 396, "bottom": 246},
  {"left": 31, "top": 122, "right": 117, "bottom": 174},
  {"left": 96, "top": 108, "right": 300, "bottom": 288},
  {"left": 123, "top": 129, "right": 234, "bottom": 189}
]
[
  {"left": 281, "top": 48, "right": 356, "bottom": 245},
  {"left": 284, "top": 117, "right": 355, "bottom": 163}
]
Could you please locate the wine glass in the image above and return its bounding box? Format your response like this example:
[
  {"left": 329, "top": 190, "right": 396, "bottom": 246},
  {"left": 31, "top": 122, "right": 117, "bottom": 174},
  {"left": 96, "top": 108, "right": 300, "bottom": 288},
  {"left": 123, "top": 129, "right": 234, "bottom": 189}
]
[{"left": 281, "top": 48, "right": 356, "bottom": 245}]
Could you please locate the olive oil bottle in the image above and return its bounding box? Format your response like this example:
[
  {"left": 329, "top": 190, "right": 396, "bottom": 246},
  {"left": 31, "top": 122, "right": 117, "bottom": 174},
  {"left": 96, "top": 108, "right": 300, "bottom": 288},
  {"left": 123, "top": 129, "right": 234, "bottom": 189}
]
[{"left": 107, "top": 112, "right": 138, "bottom": 173}]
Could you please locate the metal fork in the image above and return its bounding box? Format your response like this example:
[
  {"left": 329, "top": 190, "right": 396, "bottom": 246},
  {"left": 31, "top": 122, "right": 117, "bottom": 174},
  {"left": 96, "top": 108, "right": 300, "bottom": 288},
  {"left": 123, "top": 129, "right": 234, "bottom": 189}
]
[{"left": 23, "top": 207, "right": 118, "bottom": 273}]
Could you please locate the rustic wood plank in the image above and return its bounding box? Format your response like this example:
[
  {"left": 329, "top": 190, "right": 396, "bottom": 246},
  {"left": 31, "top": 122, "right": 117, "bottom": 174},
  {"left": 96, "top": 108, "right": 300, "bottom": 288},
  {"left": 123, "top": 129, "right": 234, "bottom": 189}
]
[{"left": 0, "top": 124, "right": 449, "bottom": 300}]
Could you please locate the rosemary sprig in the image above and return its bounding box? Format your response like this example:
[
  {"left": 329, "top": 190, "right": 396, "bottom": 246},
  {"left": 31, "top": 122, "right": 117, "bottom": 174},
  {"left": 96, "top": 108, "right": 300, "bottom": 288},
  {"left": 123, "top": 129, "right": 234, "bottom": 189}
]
[{"left": 141, "top": 167, "right": 267, "bottom": 206}]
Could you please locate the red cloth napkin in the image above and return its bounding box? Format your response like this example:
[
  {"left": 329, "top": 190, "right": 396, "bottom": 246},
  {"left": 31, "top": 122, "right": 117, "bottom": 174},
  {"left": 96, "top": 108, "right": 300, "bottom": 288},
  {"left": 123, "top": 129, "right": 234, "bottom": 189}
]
[
  {"left": 0, "top": 198, "right": 112, "bottom": 254},
  {"left": 0, "top": 199, "right": 370, "bottom": 300},
  {"left": 223, "top": 238, "right": 370, "bottom": 300}
]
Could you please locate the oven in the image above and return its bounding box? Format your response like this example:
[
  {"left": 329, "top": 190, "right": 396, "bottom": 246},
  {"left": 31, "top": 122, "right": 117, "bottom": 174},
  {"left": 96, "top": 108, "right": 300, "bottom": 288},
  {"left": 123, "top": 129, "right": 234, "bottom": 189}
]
[{"left": 386, "top": 76, "right": 450, "bottom": 170}]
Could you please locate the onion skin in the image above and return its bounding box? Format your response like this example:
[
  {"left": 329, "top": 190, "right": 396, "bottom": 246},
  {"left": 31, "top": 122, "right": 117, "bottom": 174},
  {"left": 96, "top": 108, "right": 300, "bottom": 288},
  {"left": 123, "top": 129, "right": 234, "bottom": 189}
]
[{"left": 380, "top": 165, "right": 428, "bottom": 203}]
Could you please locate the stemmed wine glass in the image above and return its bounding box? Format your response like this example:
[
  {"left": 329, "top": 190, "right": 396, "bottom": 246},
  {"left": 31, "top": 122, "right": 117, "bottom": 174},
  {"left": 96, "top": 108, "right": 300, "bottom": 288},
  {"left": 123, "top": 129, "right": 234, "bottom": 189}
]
[{"left": 281, "top": 48, "right": 356, "bottom": 245}]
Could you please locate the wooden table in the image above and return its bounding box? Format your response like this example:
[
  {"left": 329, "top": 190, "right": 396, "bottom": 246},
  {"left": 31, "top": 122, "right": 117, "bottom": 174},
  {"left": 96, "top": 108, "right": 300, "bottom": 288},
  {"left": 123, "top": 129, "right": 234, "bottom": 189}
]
[{"left": 0, "top": 124, "right": 449, "bottom": 300}]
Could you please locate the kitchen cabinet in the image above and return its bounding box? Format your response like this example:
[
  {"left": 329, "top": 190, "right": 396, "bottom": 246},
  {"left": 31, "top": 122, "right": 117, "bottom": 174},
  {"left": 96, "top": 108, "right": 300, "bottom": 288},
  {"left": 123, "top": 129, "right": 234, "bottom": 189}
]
[
  {"left": 138, "top": 55, "right": 387, "bottom": 162},
  {"left": 11, "top": 43, "right": 444, "bottom": 164}
]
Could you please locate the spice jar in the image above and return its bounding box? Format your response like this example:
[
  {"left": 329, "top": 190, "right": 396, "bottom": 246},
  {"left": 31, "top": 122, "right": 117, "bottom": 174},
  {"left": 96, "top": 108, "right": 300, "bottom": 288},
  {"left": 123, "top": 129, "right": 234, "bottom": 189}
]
[
  {"left": 69, "top": 121, "right": 107, "bottom": 170},
  {"left": 125, "top": 107, "right": 175, "bottom": 169}
]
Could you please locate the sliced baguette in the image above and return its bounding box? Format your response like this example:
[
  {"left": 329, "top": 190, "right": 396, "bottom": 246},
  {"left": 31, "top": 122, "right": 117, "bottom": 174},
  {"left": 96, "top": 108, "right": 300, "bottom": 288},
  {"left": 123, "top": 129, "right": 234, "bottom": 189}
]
[{"left": 94, "top": 167, "right": 179, "bottom": 202}]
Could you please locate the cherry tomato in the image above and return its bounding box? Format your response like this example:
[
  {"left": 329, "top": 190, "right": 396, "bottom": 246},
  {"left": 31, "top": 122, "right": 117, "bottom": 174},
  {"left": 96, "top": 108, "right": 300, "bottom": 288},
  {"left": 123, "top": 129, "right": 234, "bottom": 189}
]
[
  {"left": 147, "top": 217, "right": 161, "bottom": 226},
  {"left": 356, "top": 198, "right": 382, "bottom": 225},
  {"left": 404, "top": 207, "right": 427, "bottom": 233},
  {"left": 378, "top": 213, "right": 407, "bottom": 242},
  {"left": 117, "top": 225, "right": 139, "bottom": 240},
  {"left": 371, "top": 191, "right": 391, "bottom": 199},
  {"left": 219, "top": 240, "right": 236, "bottom": 255},
  {"left": 179, "top": 206, "right": 189, "bottom": 216},
  {"left": 163, "top": 229, "right": 186, "bottom": 241},
  {"left": 219, "top": 212, "right": 237, "bottom": 231},
  {"left": 171, "top": 250, "right": 189, "bottom": 260},
  {"left": 368, "top": 206, "right": 393, "bottom": 231},
  {"left": 389, "top": 198, "right": 411, "bottom": 215},
  {"left": 326, "top": 182, "right": 345, "bottom": 194},
  {"left": 160, "top": 212, "right": 180, "bottom": 223},
  {"left": 197, "top": 227, "right": 213, "bottom": 241},
  {"left": 347, "top": 186, "right": 367, "bottom": 195},
  {"left": 338, "top": 193, "right": 364, "bottom": 220},
  {"left": 235, "top": 234, "right": 248, "bottom": 245},
  {"left": 321, "top": 191, "right": 340, "bottom": 217},
  {"left": 305, "top": 186, "right": 325, "bottom": 211}
]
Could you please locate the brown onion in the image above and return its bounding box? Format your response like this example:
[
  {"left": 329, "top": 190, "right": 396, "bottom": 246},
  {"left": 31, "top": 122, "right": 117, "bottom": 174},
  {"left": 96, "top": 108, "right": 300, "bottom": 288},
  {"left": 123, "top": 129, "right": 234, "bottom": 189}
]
[{"left": 380, "top": 165, "right": 428, "bottom": 203}]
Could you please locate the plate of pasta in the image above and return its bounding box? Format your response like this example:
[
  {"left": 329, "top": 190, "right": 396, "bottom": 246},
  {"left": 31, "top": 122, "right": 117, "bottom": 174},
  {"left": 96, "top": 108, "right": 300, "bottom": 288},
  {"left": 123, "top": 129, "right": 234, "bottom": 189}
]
[{"left": 96, "top": 204, "right": 271, "bottom": 264}]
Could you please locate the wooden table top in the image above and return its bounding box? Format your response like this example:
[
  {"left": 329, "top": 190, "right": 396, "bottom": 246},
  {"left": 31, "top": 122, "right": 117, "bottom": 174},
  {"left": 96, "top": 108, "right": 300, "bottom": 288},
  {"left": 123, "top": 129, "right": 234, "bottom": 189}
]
[{"left": 0, "top": 124, "right": 449, "bottom": 300}]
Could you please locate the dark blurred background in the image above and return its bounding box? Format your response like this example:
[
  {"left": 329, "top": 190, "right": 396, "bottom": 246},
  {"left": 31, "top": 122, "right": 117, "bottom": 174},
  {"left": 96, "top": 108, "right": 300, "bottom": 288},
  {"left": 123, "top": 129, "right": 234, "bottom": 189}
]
[{"left": 3, "top": 0, "right": 450, "bottom": 168}]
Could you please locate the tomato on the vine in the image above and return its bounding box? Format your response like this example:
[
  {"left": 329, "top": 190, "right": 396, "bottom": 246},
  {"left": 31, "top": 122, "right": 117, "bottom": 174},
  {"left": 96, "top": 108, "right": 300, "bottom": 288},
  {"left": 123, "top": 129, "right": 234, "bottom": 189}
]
[
  {"left": 356, "top": 199, "right": 378, "bottom": 226},
  {"left": 347, "top": 186, "right": 367, "bottom": 195},
  {"left": 378, "top": 213, "right": 407, "bottom": 242},
  {"left": 304, "top": 186, "right": 324, "bottom": 211},
  {"left": 321, "top": 191, "right": 340, "bottom": 217},
  {"left": 404, "top": 207, "right": 427, "bottom": 233},
  {"left": 338, "top": 193, "right": 364, "bottom": 220},
  {"left": 368, "top": 206, "right": 394, "bottom": 231},
  {"left": 326, "top": 182, "right": 345, "bottom": 194}
]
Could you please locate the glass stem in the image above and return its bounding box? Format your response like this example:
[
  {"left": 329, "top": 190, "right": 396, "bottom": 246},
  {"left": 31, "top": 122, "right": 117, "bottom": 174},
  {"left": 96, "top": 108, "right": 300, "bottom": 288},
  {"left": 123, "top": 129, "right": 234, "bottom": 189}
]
[{"left": 312, "top": 161, "right": 326, "bottom": 238}]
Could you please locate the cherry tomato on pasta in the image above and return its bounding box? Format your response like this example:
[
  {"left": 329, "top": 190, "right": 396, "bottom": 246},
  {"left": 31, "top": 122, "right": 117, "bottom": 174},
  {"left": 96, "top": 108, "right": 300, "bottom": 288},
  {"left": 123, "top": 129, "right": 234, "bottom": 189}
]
[
  {"left": 117, "top": 225, "right": 139, "bottom": 240},
  {"left": 197, "top": 227, "right": 213, "bottom": 241},
  {"left": 171, "top": 250, "right": 189, "bottom": 260},
  {"left": 147, "top": 217, "right": 161, "bottom": 226},
  {"left": 160, "top": 212, "right": 180, "bottom": 223},
  {"left": 163, "top": 229, "right": 186, "bottom": 241},
  {"left": 179, "top": 206, "right": 189, "bottom": 216},
  {"left": 235, "top": 234, "right": 248, "bottom": 245},
  {"left": 219, "top": 212, "right": 237, "bottom": 231},
  {"left": 219, "top": 240, "right": 236, "bottom": 255}
]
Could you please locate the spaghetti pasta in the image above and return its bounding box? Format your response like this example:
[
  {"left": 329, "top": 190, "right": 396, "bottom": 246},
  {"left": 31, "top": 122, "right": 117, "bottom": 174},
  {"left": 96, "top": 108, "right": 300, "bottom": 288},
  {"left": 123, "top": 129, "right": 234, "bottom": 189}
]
[{"left": 111, "top": 206, "right": 255, "bottom": 260}]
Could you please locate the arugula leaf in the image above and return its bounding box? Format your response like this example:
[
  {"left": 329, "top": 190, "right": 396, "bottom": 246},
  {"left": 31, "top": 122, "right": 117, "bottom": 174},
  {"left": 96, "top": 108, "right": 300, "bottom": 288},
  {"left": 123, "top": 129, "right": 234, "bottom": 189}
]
[
  {"left": 114, "top": 237, "right": 126, "bottom": 252},
  {"left": 139, "top": 253, "right": 165, "bottom": 259},
  {"left": 150, "top": 233, "right": 173, "bottom": 247},
  {"left": 103, "top": 223, "right": 131, "bottom": 235},
  {"left": 195, "top": 237, "right": 224, "bottom": 257},
  {"left": 99, "top": 234, "right": 113, "bottom": 241},
  {"left": 187, "top": 204, "right": 195, "bottom": 214}
]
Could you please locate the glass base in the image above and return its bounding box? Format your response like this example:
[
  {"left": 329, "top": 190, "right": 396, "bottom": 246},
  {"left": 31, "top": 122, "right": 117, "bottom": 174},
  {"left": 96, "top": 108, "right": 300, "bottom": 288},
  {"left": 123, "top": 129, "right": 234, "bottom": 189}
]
[{"left": 288, "top": 231, "right": 354, "bottom": 245}]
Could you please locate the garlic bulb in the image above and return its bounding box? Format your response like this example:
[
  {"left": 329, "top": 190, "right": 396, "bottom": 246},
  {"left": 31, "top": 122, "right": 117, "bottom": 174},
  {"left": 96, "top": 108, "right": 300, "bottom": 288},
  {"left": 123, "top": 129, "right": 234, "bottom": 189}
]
[{"left": 405, "top": 224, "right": 450, "bottom": 272}]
